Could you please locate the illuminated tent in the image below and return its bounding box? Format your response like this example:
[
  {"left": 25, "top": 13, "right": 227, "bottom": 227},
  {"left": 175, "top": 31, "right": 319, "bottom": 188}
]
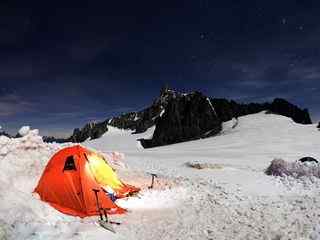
[{"left": 34, "top": 145, "right": 139, "bottom": 217}]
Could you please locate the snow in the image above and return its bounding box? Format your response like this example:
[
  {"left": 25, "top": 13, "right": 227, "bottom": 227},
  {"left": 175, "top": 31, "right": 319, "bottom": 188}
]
[
  {"left": 159, "top": 109, "right": 165, "bottom": 117},
  {"left": 18, "top": 126, "right": 31, "bottom": 136},
  {"left": 206, "top": 97, "right": 217, "bottom": 116},
  {"left": 134, "top": 114, "right": 140, "bottom": 121},
  {"left": 1, "top": 112, "right": 320, "bottom": 239}
]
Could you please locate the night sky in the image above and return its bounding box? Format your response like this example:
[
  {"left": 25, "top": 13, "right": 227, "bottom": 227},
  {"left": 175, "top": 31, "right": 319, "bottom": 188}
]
[{"left": 0, "top": 1, "right": 319, "bottom": 137}]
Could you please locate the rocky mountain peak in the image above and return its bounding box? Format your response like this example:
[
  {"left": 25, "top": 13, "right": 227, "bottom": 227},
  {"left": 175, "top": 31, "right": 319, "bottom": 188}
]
[
  {"left": 154, "top": 86, "right": 178, "bottom": 106},
  {"left": 141, "top": 90, "right": 222, "bottom": 148},
  {"left": 44, "top": 88, "right": 313, "bottom": 146}
]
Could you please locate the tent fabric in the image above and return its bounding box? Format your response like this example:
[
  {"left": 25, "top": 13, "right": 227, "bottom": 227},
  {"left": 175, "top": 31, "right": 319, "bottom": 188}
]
[
  {"left": 34, "top": 145, "right": 139, "bottom": 217},
  {"left": 85, "top": 151, "right": 140, "bottom": 198}
]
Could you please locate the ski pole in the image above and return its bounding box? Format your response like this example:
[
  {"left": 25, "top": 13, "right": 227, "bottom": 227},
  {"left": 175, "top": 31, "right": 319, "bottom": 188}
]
[
  {"left": 92, "top": 189, "right": 103, "bottom": 221},
  {"left": 148, "top": 173, "right": 158, "bottom": 189}
]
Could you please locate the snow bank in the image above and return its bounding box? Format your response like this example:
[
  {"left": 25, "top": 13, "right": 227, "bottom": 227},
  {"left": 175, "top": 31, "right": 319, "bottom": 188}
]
[
  {"left": 0, "top": 128, "right": 86, "bottom": 239},
  {"left": 18, "top": 126, "right": 31, "bottom": 136},
  {"left": 2, "top": 112, "right": 320, "bottom": 240},
  {"left": 265, "top": 158, "right": 320, "bottom": 178}
]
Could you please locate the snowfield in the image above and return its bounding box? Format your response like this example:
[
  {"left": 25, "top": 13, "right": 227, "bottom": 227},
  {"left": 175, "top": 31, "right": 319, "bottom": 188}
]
[{"left": 1, "top": 112, "right": 320, "bottom": 239}]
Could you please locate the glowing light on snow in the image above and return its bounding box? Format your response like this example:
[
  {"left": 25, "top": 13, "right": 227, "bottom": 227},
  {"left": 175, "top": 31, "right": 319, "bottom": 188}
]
[{"left": 116, "top": 188, "right": 186, "bottom": 210}]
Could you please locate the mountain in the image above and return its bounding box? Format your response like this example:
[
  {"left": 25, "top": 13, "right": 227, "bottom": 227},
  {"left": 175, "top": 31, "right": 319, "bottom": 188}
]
[
  {"left": 210, "top": 97, "right": 312, "bottom": 124},
  {"left": 58, "top": 87, "right": 175, "bottom": 143},
  {"left": 45, "top": 87, "right": 313, "bottom": 147},
  {"left": 140, "top": 91, "right": 222, "bottom": 148},
  {"left": 108, "top": 86, "right": 174, "bottom": 133}
]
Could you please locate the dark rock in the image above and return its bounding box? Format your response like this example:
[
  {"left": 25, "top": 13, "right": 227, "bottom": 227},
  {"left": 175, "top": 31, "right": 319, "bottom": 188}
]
[
  {"left": 266, "top": 158, "right": 320, "bottom": 178},
  {"left": 109, "top": 86, "right": 176, "bottom": 133},
  {"left": 66, "top": 87, "right": 176, "bottom": 142},
  {"left": 298, "top": 157, "right": 318, "bottom": 164},
  {"left": 265, "top": 159, "right": 292, "bottom": 177},
  {"left": 210, "top": 98, "right": 312, "bottom": 125},
  {"left": 269, "top": 98, "right": 312, "bottom": 124},
  {"left": 317, "top": 122, "right": 320, "bottom": 129},
  {"left": 67, "top": 120, "right": 109, "bottom": 143},
  {"left": 0, "top": 131, "right": 11, "bottom": 138},
  {"left": 210, "top": 98, "right": 269, "bottom": 122},
  {"left": 42, "top": 136, "right": 69, "bottom": 143},
  {"left": 141, "top": 91, "right": 222, "bottom": 148},
  {"left": 108, "top": 112, "right": 139, "bottom": 131}
]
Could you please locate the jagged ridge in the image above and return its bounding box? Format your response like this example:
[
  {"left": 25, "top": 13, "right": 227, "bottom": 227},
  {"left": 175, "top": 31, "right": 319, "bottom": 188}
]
[{"left": 44, "top": 88, "right": 313, "bottom": 146}]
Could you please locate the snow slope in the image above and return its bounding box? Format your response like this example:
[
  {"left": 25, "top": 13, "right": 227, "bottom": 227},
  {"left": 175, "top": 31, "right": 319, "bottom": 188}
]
[{"left": 1, "top": 112, "right": 320, "bottom": 239}]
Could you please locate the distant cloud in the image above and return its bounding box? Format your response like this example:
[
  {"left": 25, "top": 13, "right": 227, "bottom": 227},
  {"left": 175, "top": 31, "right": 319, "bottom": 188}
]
[
  {"left": 289, "top": 66, "right": 320, "bottom": 80},
  {"left": 0, "top": 93, "right": 35, "bottom": 117}
]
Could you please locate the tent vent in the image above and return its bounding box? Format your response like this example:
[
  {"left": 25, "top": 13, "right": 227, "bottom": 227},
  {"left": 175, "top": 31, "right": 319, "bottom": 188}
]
[{"left": 63, "top": 156, "right": 77, "bottom": 171}]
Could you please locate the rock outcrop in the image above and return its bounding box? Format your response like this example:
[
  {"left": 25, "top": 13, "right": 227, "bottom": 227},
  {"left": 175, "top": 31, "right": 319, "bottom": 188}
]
[
  {"left": 0, "top": 131, "right": 11, "bottom": 138},
  {"left": 67, "top": 120, "right": 109, "bottom": 143},
  {"left": 210, "top": 98, "right": 312, "bottom": 125},
  {"left": 268, "top": 98, "right": 312, "bottom": 125},
  {"left": 210, "top": 98, "right": 269, "bottom": 122},
  {"left": 108, "top": 87, "right": 176, "bottom": 133},
  {"left": 140, "top": 91, "right": 222, "bottom": 148},
  {"left": 42, "top": 136, "right": 68, "bottom": 143}
]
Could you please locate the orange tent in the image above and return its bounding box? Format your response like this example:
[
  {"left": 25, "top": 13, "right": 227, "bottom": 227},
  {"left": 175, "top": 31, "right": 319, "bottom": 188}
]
[{"left": 34, "top": 145, "right": 139, "bottom": 217}]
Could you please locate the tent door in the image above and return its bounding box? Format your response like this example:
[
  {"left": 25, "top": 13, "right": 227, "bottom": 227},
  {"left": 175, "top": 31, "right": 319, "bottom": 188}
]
[{"left": 63, "top": 155, "right": 84, "bottom": 210}]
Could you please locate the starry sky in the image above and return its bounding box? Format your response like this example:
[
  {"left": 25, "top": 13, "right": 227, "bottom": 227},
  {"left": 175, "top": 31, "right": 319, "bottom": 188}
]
[{"left": 0, "top": 1, "right": 319, "bottom": 137}]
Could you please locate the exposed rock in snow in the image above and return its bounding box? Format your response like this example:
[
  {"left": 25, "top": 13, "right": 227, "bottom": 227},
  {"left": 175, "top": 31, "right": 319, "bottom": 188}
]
[
  {"left": 185, "top": 161, "right": 223, "bottom": 170},
  {"left": 210, "top": 97, "right": 312, "bottom": 125},
  {"left": 68, "top": 120, "right": 109, "bottom": 143},
  {"left": 265, "top": 158, "right": 320, "bottom": 178},
  {"left": 134, "top": 113, "right": 140, "bottom": 121},
  {"left": 141, "top": 91, "right": 222, "bottom": 148},
  {"left": 269, "top": 98, "right": 312, "bottom": 124}
]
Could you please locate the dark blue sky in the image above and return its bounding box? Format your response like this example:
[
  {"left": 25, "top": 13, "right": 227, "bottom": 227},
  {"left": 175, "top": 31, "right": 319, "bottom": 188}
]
[{"left": 0, "top": 1, "right": 319, "bottom": 137}]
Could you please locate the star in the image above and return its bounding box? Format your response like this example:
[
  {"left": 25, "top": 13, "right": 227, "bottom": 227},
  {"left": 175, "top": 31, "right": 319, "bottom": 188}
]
[{"left": 281, "top": 18, "right": 287, "bottom": 25}]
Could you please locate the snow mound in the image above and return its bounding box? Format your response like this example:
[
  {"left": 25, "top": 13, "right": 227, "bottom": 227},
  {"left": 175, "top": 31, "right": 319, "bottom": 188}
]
[
  {"left": 265, "top": 158, "right": 320, "bottom": 178},
  {"left": 18, "top": 126, "right": 31, "bottom": 136},
  {"left": 0, "top": 128, "right": 79, "bottom": 239}
]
